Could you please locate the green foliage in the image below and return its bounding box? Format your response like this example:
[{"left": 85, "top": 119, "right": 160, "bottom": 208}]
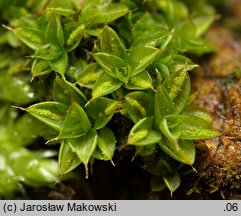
[
  {"left": 0, "top": 0, "right": 219, "bottom": 197},
  {"left": 0, "top": 105, "right": 59, "bottom": 198}
]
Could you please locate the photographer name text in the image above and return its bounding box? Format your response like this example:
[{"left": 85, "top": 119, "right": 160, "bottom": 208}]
[{"left": 3, "top": 202, "right": 117, "bottom": 213}]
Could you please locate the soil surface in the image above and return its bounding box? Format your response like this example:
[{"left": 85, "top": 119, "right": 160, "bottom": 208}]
[{"left": 189, "top": 25, "right": 241, "bottom": 199}]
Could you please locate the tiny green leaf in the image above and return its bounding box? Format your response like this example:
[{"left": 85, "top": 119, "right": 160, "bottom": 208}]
[
  {"left": 68, "top": 129, "right": 98, "bottom": 178},
  {"left": 92, "top": 147, "right": 107, "bottom": 161},
  {"left": 164, "top": 68, "right": 191, "bottom": 114},
  {"left": 160, "top": 30, "right": 173, "bottom": 49},
  {"left": 58, "top": 140, "right": 81, "bottom": 176},
  {"left": 79, "top": 3, "right": 128, "bottom": 26},
  {"left": 114, "top": 66, "right": 129, "bottom": 83},
  {"left": 127, "top": 46, "right": 159, "bottom": 76},
  {"left": 163, "top": 170, "right": 181, "bottom": 194},
  {"left": 66, "top": 56, "right": 87, "bottom": 80},
  {"left": 93, "top": 52, "right": 127, "bottom": 76},
  {"left": 92, "top": 72, "right": 122, "bottom": 99},
  {"left": 45, "top": 13, "right": 64, "bottom": 46},
  {"left": 124, "top": 91, "right": 154, "bottom": 123},
  {"left": 23, "top": 102, "right": 67, "bottom": 131},
  {"left": 146, "top": 157, "right": 175, "bottom": 176},
  {"left": 182, "top": 105, "right": 212, "bottom": 123},
  {"left": 101, "top": 25, "right": 126, "bottom": 57},
  {"left": 155, "top": 84, "right": 176, "bottom": 121},
  {"left": 86, "top": 97, "right": 118, "bottom": 130},
  {"left": 77, "top": 63, "right": 103, "bottom": 89},
  {"left": 53, "top": 76, "right": 87, "bottom": 107},
  {"left": 14, "top": 27, "right": 44, "bottom": 51},
  {"left": 47, "top": 0, "right": 79, "bottom": 12},
  {"left": 156, "top": 63, "right": 170, "bottom": 78},
  {"left": 125, "top": 70, "right": 153, "bottom": 90},
  {"left": 151, "top": 176, "right": 166, "bottom": 192},
  {"left": 48, "top": 51, "right": 68, "bottom": 76},
  {"left": 169, "top": 55, "right": 199, "bottom": 72},
  {"left": 159, "top": 139, "right": 195, "bottom": 165},
  {"left": 132, "top": 31, "right": 167, "bottom": 48},
  {"left": 66, "top": 24, "right": 85, "bottom": 52},
  {"left": 159, "top": 118, "right": 180, "bottom": 150},
  {"left": 58, "top": 102, "right": 91, "bottom": 139},
  {"left": 135, "top": 145, "right": 156, "bottom": 157},
  {"left": 33, "top": 43, "right": 62, "bottom": 60},
  {"left": 31, "top": 59, "right": 51, "bottom": 78},
  {"left": 179, "top": 115, "right": 219, "bottom": 140},
  {"left": 47, "top": 7, "right": 76, "bottom": 16},
  {"left": 128, "top": 117, "right": 162, "bottom": 146},
  {"left": 97, "top": 127, "right": 116, "bottom": 161}
]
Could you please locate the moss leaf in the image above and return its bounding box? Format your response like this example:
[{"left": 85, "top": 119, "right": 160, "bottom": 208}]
[
  {"left": 77, "top": 63, "right": 103, "bottom": 89},
  {"left": 58, "top": 102, "right": 91, "bottom": 139},
  {"left": 127, "top": 46, "right": 159, "bottom": 76},
  {"left": 124, "top": 91, "right": 154, "bottom": 123},
  {"left": 53, "top": 75, "right": 87, "bottom": 107},
  {"left": 24, "top": 101, "right": 67, "bottom": 131},
  {"left": 97, "top": 127, "right": 116, "bottom": 161},
  {"left": 58, "top": 140, "right": 81, "bottom": 176},
  {"left": 126, "top": 70, "right": 153, "bottom": 90},
  {"left": 101, "top": 25, "right": 126, "bottom": 57},
  {"left": 49, "top": 51, "right": 68, "bottom": 77},
  {"left": 128, "top": 117, "right": 162, "bottom": 146},
  {"left": 86, "top": 97, "right": 118, "bottom": 130},
  {"left": 163, "top": 170, "right": 181, "bottom": 194},
  {"left": 94, "top": 52, "right": 127, "bottom": 76},
  {"left": 68, "top": 129, "right": 98, "bottom": 178},
  {"left": 159, "top": 139, "right": 195, "bottom": 165},
  {"left": 92, "top": 72, "right": 122, "bottom": 99}
]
